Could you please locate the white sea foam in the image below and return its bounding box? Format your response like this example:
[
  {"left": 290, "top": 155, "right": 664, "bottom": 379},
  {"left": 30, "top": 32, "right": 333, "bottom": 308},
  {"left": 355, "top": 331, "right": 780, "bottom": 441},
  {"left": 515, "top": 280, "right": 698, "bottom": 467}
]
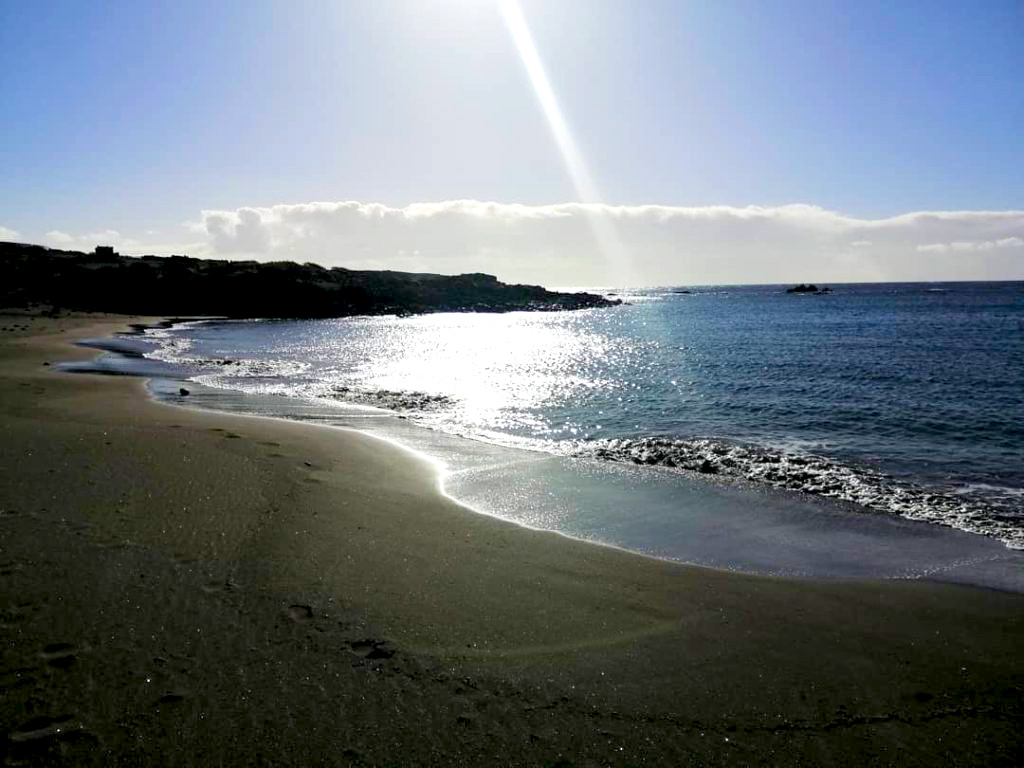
[
  {"left": 388, "top": 416, "right": 1024, "bottom": 550},
  {"left": 556, "top": 436, "right": 1024, "bottom": 550}
]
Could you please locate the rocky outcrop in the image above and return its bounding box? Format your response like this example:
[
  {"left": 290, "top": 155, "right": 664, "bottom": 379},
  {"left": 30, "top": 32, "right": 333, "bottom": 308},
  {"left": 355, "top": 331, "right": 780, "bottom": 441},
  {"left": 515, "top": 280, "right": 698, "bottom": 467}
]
[
  {"left": 786, "top": 284, "right": 832, "bottom": 294},
  {"left": 0, "top": 242, "right": 620, "bottom": 318}
]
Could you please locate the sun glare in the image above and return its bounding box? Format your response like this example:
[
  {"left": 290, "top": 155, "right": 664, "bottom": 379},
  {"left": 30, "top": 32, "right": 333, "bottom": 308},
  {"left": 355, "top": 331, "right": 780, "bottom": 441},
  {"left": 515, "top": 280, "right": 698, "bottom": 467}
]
[
  {"left": 497, "top": 0, "right": 635, "bottom": 285},
  {"left": 497, "top": 0, "right": 598, "bottom": 202}
]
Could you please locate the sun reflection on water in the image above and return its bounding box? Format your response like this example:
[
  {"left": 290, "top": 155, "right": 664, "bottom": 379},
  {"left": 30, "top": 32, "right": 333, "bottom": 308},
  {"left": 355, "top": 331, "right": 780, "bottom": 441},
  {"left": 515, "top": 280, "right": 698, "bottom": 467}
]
[{"left": 341, "top": 312, "right": 629, "bottom": 436}]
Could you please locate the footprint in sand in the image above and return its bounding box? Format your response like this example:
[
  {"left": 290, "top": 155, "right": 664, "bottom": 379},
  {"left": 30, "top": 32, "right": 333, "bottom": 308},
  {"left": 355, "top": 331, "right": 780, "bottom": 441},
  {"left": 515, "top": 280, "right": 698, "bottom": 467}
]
[
  {"left": 8, "top": 714, "right": 79, "bottom": 743},
  {"left": 347, "top": 639, "right": 396, "bottom": 660},
  {"left": 40, "top": 642, "right": 80, "bottom": 669},
  {"left": 6, "top": 715, "right": 98, "bottom": 759}
]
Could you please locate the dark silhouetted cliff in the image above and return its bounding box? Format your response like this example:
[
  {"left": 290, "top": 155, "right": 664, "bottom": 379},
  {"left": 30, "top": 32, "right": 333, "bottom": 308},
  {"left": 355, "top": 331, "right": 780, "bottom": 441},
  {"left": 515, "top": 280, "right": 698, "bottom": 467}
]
[{"left": 0, "top": 243, "right": 619, "bottom": 317}]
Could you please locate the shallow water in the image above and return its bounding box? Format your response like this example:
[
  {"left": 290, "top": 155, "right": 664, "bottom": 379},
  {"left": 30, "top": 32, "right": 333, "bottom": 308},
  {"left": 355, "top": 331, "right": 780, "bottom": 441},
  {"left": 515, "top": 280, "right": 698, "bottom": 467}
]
[
  {"left": 119, "top": 282, "right": 1024, "bottom": 548},
  {"left": 140, "top": 380, "right": 1024, "bottom": 592},
  {"left": 65, "top": 282, "right": 1024, "bottom": 590}
]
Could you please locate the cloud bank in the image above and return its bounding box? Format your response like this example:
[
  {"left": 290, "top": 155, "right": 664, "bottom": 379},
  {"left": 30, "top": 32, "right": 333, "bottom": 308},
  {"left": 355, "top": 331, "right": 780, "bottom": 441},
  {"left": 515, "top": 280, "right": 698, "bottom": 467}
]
[
  {"left": 916, "top": 236, "right": 1024, "bottom": 254},
  {"left": 18, "top": 203, "right": 1023, "bottom": 286},
  {"left": 191, "top": 200, "right": 1024, "bottom": 286},
  {"left": 43, "top": 229, "right": 139, "bottom": 250}
]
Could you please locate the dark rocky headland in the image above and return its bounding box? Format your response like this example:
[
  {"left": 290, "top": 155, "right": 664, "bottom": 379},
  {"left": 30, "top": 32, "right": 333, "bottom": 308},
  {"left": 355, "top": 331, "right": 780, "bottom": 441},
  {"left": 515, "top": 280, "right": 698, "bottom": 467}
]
[
  {"left": 786, "top": 283, "right": 831, "bottom": 294},
  {"left": 0, "top": 242, "right": 619, "bottom": 318}
]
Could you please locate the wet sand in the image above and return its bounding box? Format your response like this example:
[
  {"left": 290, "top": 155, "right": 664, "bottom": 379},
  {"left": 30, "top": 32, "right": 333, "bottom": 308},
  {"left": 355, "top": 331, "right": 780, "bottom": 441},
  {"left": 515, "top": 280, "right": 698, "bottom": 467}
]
[{"left": 1, "top": 311, "right": 1022, "bottom": 766}]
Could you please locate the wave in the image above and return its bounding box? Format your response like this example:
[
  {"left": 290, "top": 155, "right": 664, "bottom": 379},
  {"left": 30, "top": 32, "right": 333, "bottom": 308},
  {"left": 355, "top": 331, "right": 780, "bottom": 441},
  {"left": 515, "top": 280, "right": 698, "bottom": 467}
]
[
  {"left": 554, "top": 436, "right": 1022, "bottom": 550},
  {"left": 196, "top": 369, "right": 1024, "bottom": 551},
  {"left": 148, "top": 344, "right": 454, "bottom": 416},
  {"left": 329, "top": 386, "right": 456, "bottom": 412},
  {"left": 138, "top": 323, "right": 1024, "bottom": 552}
]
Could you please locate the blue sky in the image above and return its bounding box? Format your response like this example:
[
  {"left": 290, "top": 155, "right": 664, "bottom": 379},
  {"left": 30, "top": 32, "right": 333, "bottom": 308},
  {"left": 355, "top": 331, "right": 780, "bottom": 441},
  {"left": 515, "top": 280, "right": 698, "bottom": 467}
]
[{"left": 1, "top": 0, "right": 1022, "bottom": 284}]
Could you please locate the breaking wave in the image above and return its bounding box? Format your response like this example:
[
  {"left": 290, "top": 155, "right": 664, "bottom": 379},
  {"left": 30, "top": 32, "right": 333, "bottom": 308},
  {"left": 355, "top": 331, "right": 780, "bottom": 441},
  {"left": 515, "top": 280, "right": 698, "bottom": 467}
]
[
  {"left": 557, "top": 436, "right": 1023, "bottom": 550},
  {"left": 132, "top": 303, "right": 1024, "bottom": 553}
]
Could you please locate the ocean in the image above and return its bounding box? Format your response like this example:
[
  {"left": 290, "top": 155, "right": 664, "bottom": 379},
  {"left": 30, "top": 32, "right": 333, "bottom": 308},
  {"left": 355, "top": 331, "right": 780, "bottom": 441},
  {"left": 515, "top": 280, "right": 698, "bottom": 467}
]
[{"left": 74, "top": 281, "right": 1024, "bottom": 588}]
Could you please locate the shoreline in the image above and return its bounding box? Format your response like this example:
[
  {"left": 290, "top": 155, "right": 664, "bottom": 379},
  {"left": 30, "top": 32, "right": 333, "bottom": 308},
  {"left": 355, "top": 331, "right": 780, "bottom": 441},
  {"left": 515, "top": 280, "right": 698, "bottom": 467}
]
[
  {"left": 90, "top": 317, "right": 1023, "bottom": 591},
  {"left": 2, "top": 311, "right": 1023, "bottom": 766},
  {"left": 144, "top": 402, "right": 1024, "bottom": 593},
  {"left": 114, "top": 311, "right": 1024, "bottom": 556}
]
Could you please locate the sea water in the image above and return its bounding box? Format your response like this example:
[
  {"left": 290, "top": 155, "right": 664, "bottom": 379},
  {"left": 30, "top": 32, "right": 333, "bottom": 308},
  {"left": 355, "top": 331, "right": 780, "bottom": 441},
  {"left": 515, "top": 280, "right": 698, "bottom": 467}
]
[{"left": 73, "top": 281, "right": 1024, "bottom": 588}]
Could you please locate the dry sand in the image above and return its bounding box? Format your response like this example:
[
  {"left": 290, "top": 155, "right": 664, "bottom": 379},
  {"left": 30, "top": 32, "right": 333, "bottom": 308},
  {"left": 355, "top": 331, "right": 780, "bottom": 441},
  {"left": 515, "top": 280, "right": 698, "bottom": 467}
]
[{"left": 1, "top": 312, "right": 1021, "bottom": 766}]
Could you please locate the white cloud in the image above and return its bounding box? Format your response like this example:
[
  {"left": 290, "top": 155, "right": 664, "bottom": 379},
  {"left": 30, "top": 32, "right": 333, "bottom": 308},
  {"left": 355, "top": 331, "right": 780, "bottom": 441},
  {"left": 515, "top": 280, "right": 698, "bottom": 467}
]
[
  {"left": 0, "top": 225, "right": 21, "bottom": 241},
  {"left": 916, "top": 236, "right": 1024, "bottom": 253},
  {"left": 203, "top": 208, "right": 270, "bottom": 254},
  {"left": 192, "top": 200, "right": 1024, "bottom": 285},
  {"left": 42, "top": 229, "right": 140, "bottom": 251},
  {"left": 44, "top": 230, "right": 75, "bottom": 244}
]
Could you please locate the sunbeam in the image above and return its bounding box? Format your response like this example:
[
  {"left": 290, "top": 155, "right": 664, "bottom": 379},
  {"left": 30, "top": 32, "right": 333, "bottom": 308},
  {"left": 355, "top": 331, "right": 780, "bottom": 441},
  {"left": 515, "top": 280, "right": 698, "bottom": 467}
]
[
  {"left": 497, "top": 0, "right": 635, "bottom": 285},
  {"left": 497, "top": 0, "right": 597, "bottom": 202}
]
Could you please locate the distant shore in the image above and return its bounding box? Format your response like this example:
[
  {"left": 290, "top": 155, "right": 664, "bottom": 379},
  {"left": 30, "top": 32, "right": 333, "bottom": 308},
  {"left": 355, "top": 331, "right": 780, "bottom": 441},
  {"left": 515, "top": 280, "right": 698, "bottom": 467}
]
[
  {"left": 0, "top": 241, "right": 620, "bottom": 318},
  {"left": 1, "top": 310, "right": 1022, "bottom": 766}
]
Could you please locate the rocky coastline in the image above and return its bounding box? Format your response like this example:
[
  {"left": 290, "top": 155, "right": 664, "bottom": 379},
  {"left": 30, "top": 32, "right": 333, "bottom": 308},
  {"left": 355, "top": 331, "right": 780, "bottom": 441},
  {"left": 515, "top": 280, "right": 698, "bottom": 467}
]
[{"left": 0, "top": 242, "right": 620, "bottom": 318}]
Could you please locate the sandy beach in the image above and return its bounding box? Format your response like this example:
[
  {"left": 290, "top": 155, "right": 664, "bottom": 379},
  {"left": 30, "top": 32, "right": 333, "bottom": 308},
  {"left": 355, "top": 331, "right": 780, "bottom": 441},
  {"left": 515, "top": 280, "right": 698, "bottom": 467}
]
[{"left": 1, "top": 312, "right": 1022, "bottom": 767}]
